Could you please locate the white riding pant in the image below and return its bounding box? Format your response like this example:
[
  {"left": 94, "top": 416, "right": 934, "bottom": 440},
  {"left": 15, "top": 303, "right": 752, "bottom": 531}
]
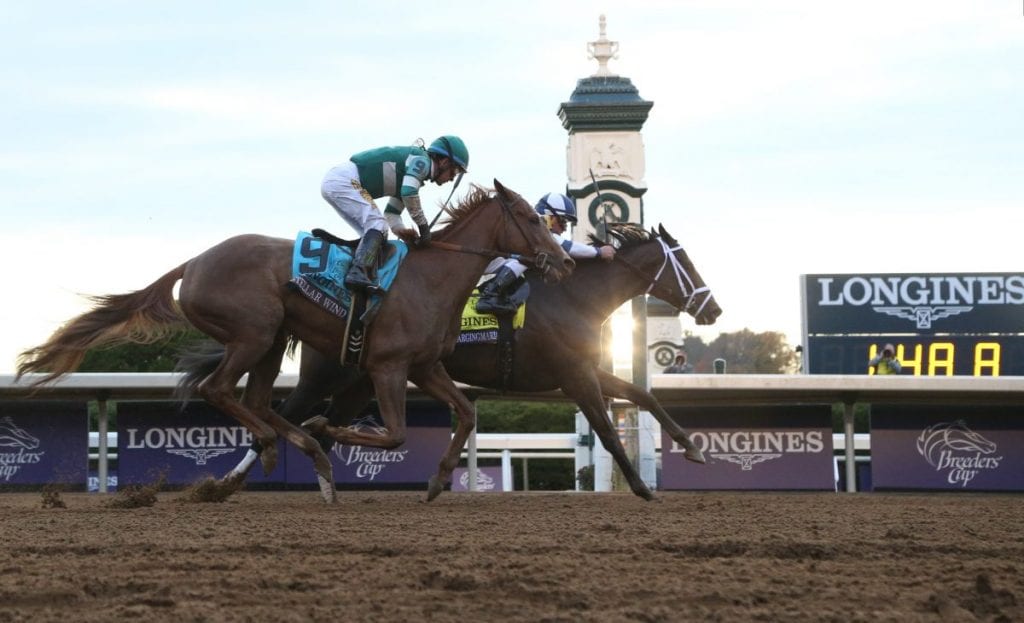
[
  {"left": 321, "top": 161, "right": 388, "bottom": 236},
  {"left": 483, "top": 257, "right": 528, "bottom": 278}
]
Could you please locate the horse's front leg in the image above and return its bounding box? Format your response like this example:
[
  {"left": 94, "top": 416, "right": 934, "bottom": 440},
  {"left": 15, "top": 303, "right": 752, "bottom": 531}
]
[
  {"left": 562, "top": 370, "right": 655, "bottom": 501},
  {"left": 594, "top": 368, "right": 705, "bottom": 464},
  {"left": 409, "top": 361, "right": 476, "bottom": 502}
]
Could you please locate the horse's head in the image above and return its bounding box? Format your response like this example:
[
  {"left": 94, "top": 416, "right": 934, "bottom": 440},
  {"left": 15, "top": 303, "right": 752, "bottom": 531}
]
[
  {"left": 492, "top": 180, "right": 574, "bottom": 282},
  {"left": 438, "top": 181, "right": 574, "bottom": 283},
  {"left": 602, "top": 223, "right": 721, "bottom": 325}
]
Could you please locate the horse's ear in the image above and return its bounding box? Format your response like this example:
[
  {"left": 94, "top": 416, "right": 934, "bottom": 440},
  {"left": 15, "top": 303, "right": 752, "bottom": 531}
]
[
  {"left": 658, "top": 223, "right": 677, "bottom": 244},
  {"left": 493, "top": 179, "right": 508, "bottom": 197}
]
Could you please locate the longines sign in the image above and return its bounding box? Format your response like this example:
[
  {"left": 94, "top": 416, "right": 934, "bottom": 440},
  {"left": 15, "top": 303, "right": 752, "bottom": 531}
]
[
  {"left": 661, "top": 405, "right": 834, "bottom": 490},
  {"left": 802, "top": 273, "right": 1024, "bottom": 334},
  {"left": 118, "top": 401, "right": 288, "bottom": 486}
]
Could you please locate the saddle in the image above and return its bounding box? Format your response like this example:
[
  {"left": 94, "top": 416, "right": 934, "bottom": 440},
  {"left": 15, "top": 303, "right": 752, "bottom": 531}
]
[
  {"left": 288, "top": 229, "right": 409, "bottom": 366},
  {"left": 311, "top": 228, "right": 399, "bottom": 267}
]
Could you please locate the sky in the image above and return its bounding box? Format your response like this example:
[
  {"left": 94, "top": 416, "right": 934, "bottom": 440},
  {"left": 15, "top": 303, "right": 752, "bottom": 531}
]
[{"left": 1, "top": 1, "right": 1022, "bottom": 374}]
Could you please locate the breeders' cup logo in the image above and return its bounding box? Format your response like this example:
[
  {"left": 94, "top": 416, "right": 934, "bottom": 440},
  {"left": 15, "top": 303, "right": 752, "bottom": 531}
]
[
  {"left": 916, "top": 420, "right": 1002, "bottom": 487},
  {"left": 0, "top": 416, "right": 45, "bottom": 481},
  {"left": 333, "top": 414, "right": 407, "bottom": 481},
  {"left": 671, "top": 430, "right": 825, "bottom": 470},
  {"left": 124, "top": 426, "right": 249, "bottom": 466},
  {"left": 458, "top": 469, "right": 497, "bottom": 491},
  {"left": 816, "top": 275, "right": 1024, "bottom": 329}
]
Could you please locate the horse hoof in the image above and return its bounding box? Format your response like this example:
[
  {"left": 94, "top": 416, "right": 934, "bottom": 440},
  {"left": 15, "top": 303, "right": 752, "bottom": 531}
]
[
  {"left": 302, "top": 415, "right": 328, "bottom": 435},
  {"left": 317, "top": 474, "right": 337, "bottom": 504},
  {"left": 260, "top": 446, "right": 278, "bottom": 475},
  {"left": 219, "top": 472, "right": 246, "bottom": 491},
  {"left": 426, "top": 475, "right": 445, "bottom": 502},
  {"left": 684, "top": 446, "right": 706, "bottom": 464},
  {"left": 637, "top": 487, "right": 657, "bottom": 502}
]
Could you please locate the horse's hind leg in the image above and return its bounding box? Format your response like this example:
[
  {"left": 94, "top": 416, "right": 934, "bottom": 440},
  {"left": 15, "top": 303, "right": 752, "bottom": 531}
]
[
  {"left": 594, "top": 368, "right": 705, "bottom": 463},
  {"left": 196, "top": 343, "right": 282, "bottom": 473},
  {"left": 222, "top": 353, "right": 345, "bottom": 488},
  {"left": 307, "top": 370, "right": 408, "bottom": 449},
  {"left": 562, "top": 371, "right": 655, "bottom": 501},
  {"left": 242, "top": 337, "right": 336, "bottom": 503},
  {"left": 408, "top": 362, "right": 477, "bottom": 502}
]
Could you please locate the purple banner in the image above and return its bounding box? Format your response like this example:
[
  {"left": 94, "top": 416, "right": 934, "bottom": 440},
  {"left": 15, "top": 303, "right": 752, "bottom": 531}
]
[
  {"left": 117, "top": 401, "right": 287, "bottom": 486},
  {"left": 662, "top": 405, "right": 834, "bottom": 490},
  {"left": 0, "top": 401, "right": 88, "bottom": 488},
  {"left": 284, "top": 401, "right": 452, "bottom": 487},
  {"left": 451, "top": 466, "right": 504, "bottom": 492},
  {"left": 871, "top": 405, "right": 1024, "bottom": 490}
]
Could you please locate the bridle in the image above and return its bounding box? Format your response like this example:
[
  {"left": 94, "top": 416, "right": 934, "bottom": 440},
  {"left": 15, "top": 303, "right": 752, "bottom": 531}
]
[
  {"left": 427, "top": 194, "right": 555, "bottom": 276},
  {"left": 614, "top": 236, "right": 714, "bottom": 317}
]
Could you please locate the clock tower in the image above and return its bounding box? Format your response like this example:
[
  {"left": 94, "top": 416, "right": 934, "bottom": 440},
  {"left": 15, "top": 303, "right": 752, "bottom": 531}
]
[{"left": 558, "top": 14, "right": 653, "bottom": 243}]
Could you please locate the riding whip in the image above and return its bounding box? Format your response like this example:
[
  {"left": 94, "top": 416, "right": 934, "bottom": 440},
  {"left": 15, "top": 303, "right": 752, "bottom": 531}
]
[{"left": 589, "top": 168, "right": 611, "bottom": 244}]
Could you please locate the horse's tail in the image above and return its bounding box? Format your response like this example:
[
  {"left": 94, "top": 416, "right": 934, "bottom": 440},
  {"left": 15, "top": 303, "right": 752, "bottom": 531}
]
[
  {"left": 16, "top": 263, "right": 189, "bottom": 386},
  {"left": 173, "top": 339, "right": 226, "bottom": 403}
]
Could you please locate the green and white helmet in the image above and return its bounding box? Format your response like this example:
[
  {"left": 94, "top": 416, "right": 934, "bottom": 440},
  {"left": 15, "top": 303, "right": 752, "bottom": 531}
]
[{"left": 427, "top": 135, "right": 469, "bottom": 171}]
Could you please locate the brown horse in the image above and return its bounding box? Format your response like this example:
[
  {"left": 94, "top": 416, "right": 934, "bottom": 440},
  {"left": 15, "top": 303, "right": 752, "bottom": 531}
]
[
  {"left": 16, "top": 181, "right": 574, "bottom": 503},
  {"left": 184, "top": 223, "right": 720, "bottom": 500}
]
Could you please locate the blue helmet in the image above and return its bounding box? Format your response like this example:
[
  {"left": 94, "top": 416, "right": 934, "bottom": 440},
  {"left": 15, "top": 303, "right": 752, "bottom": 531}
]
[
  {"left": 426, "top": 135, "right": 469, "bottom": 171},
  {"left": 534, "top": 192, "right": 577, "bottom": 224}
]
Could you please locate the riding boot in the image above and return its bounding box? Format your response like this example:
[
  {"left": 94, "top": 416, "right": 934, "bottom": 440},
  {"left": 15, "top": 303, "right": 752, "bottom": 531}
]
[
  {"left": 344, "top": 229, "right": 385, "bottom": 292},
  {"left": 475, "top": 266, "right": 521, "bottom": 314}
]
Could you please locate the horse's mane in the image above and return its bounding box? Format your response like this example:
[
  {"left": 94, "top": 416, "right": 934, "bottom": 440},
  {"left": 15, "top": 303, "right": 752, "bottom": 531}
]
[
  {"left": 438, "top": 184, "right": 495, "bottom": 227},
  {"left": 587, "top": 223, "right": 656, "bottom": 249}
]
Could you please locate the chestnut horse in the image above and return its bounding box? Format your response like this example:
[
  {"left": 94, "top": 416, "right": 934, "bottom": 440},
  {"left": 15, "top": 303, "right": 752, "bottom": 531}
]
[
  {"left": 185, "top": 223, "right": 720, "bottom": 501},
  {"left": 17, "top": 181, "right": 573, "bottom": 503}
]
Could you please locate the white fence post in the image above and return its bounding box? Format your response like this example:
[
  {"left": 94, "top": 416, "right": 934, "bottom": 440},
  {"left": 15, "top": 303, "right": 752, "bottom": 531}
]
[{"left": 501, "top": 449, "right": 513, "bottom": 491}]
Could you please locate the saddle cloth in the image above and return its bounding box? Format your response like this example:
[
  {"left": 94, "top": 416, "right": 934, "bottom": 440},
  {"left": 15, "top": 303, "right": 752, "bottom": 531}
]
[
  {"left": 289, "top": 231, "right": 408, "bottom": 320},
  {"left": 457, "top": 293, "right": 526, "bottom": 344}
]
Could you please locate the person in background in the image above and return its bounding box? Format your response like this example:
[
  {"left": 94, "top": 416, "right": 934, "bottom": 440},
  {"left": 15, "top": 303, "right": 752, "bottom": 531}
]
[
  {"left": 475, "top": 192, "right": 615, "bottom": 314},
  {"left": 663, "top": 350, "right": 694, "bottom": 374},
  {"left": 869, "top": 343, "right": 902, "bottom": 375},
  {"left": 321, "top": 135, "right": 469, "bottom": 291}
]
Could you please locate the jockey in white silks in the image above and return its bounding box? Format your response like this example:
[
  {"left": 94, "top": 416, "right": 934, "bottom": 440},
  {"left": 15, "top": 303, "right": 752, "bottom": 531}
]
[{"left": 475, "top": 192, "right": 616, "bottom": 314}]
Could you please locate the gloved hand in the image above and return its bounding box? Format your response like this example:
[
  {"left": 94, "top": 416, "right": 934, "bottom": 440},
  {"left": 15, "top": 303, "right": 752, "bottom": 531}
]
[{"left": 416, "top": 222, "right": 432, "bottom": 248}]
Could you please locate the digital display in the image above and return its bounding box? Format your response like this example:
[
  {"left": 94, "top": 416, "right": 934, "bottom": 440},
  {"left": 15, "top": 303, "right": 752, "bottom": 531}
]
[{"left": 806, "top": 335, "right": 1024, "bottom": 376}]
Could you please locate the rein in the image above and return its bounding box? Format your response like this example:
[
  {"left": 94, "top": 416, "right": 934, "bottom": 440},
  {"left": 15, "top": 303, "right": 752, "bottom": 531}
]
[
  {"left": 615, "top": 237, "right": 713, "bottom": 316},
  {"left": 426, "top": 195, "right": 553, "bottom": 272}
]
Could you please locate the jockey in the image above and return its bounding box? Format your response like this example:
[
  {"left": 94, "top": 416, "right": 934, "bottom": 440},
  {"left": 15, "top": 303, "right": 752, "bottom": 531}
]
[
  {"left": 475, "top": 192, "right": 616, "bottom": 314},
  {"left": 321, "top": 135, "right": 469, "bottom": 291}
]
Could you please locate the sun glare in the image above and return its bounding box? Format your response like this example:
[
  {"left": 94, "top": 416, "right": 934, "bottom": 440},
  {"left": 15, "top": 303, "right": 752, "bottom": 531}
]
[{"left": 610, "top": 305, "right": 635, "bottom": 375}]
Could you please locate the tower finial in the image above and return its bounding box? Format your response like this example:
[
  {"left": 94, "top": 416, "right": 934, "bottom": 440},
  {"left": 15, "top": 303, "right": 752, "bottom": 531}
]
[{"left": 586, "top": 14, "right": 619, "bottom": 77}]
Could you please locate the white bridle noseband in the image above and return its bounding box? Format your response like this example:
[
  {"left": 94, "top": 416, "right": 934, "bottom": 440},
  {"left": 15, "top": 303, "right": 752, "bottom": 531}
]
[{"left": 647, "top": 238, "right": 713, "bottom": 317}]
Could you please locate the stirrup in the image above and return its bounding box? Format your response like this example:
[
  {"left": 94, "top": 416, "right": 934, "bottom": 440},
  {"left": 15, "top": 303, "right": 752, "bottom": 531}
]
[{"left": 475, "top": 295, "right": 517, "bottom": 315}]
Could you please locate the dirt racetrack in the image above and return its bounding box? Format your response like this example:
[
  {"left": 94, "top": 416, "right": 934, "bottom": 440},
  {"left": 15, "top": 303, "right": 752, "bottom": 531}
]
[{"left": 0, "top": 489, "right": 1021, "bottom": 622}]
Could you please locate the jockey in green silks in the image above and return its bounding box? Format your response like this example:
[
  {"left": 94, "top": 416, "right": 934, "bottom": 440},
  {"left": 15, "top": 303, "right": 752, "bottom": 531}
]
[{"left": 321, "top": 135, "right": 469, "bottom": 291}]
